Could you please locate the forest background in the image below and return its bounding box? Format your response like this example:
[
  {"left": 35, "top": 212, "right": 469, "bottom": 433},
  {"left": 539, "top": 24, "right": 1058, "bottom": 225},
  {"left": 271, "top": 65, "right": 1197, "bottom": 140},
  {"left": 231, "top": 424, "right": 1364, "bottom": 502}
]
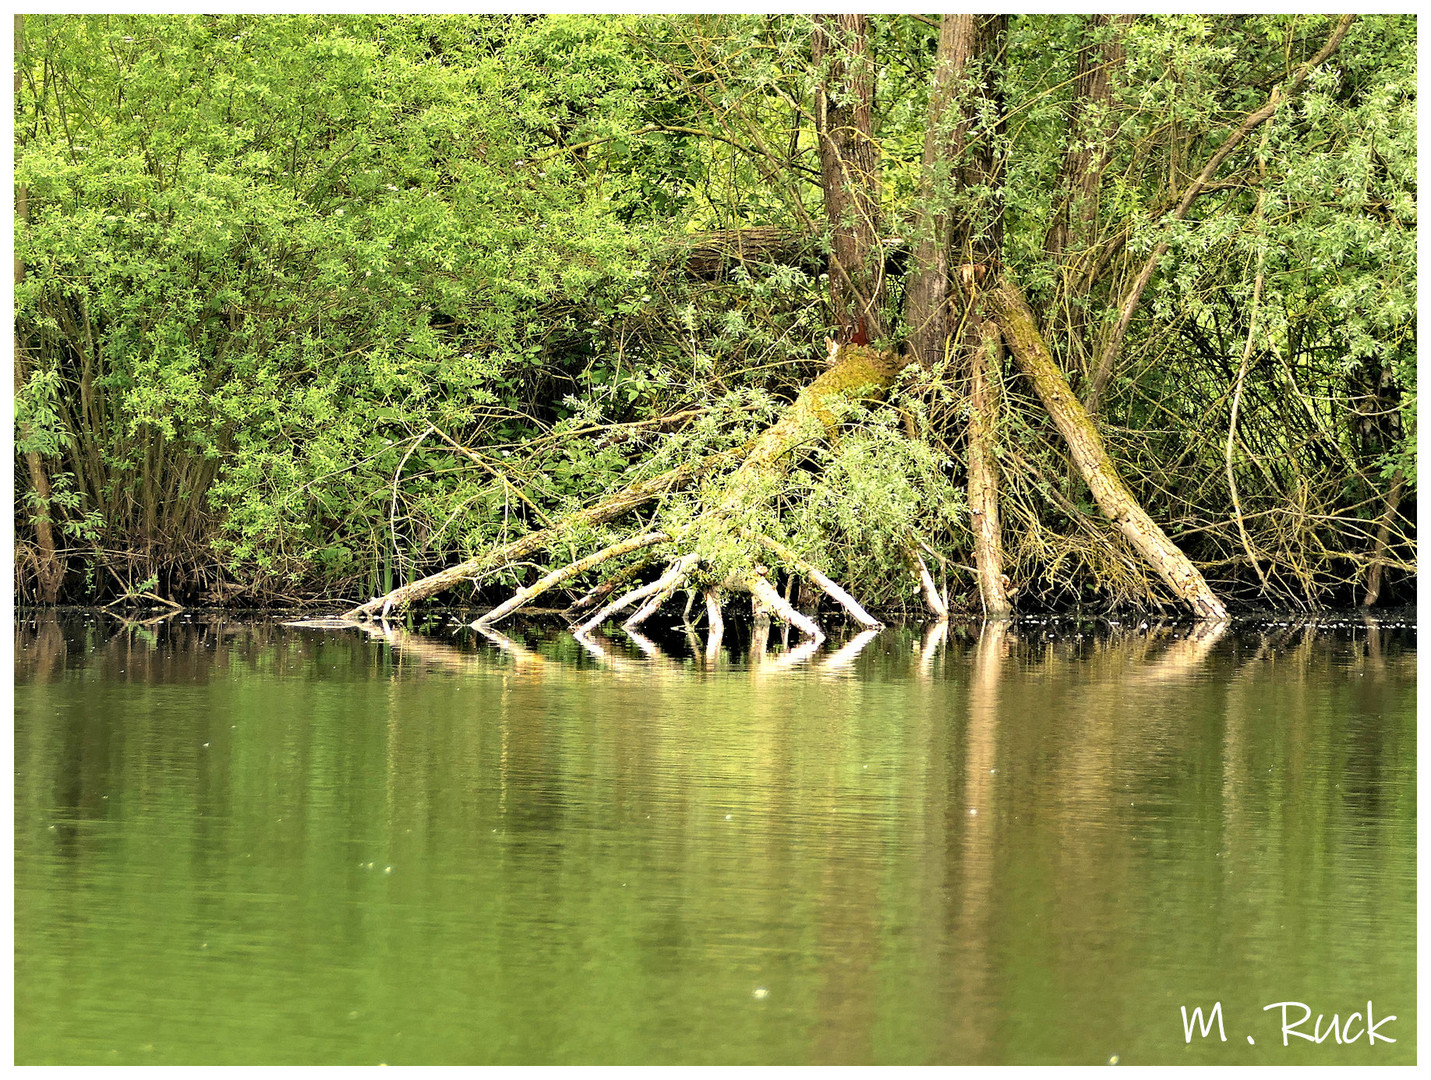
[{"left": 12, "top": 14, "right": 1416, "bottom": 623}]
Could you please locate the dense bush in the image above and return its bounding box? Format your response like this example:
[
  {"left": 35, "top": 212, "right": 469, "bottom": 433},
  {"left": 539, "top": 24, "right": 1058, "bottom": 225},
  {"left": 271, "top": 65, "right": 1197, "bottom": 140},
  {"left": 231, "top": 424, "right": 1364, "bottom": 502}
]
[{"left": 15, "top": 14, "right": 1415, "bottom": 612}]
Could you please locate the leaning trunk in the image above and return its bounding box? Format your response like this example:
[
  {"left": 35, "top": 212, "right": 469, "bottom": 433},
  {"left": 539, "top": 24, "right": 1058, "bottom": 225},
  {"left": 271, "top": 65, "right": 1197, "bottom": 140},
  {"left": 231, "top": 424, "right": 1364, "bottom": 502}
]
[
  {"left": 348, "top": 343, "right": 903, "bottom": 620},
  {"left": 990, "top": 280, "right": 1228, "bottom": 619}
]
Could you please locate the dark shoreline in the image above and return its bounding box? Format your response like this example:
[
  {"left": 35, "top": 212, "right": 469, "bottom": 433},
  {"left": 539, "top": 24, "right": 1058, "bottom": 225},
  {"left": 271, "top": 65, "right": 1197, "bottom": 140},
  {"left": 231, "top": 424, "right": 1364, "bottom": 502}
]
[{"left": 15, "top": 602, "right": 1418, "bottom": 633}]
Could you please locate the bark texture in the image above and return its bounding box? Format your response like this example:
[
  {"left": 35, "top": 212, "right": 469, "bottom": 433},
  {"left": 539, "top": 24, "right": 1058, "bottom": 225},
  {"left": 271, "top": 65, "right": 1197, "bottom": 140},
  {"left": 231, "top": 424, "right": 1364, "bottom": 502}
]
[
  {"left": 903, "top": 14, "right": 1011, "bottom": 619},
  {"left": 1362, "top": 468, "right": 1406, "bottom": 608},
  {"left": 967, "top": 322, "right": 1011, "bottom": 619},
  {"left": 812, "top": 14, "right": 885, "bottom": 345},
  {"left": 903, "top": 14, "right": 971, "bottom": 372},
  {"left": 677, "top": 226, "right": 810, "bottom": 280},
  {"left": 1043, "top": 14, "right": 1135, "bottom": 384},
  {"left": 723, "top": 342, "right": 901, "bottom": 489},
  {"left": 990, "top": 280, "right": 1228, "bottom": 619}
]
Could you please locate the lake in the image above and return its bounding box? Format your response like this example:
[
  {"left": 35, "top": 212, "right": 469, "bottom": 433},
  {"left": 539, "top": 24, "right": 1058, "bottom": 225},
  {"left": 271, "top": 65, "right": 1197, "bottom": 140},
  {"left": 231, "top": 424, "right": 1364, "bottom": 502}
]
[{"left": 13, "top": 611, "right": 1416, "bottom": 1064}]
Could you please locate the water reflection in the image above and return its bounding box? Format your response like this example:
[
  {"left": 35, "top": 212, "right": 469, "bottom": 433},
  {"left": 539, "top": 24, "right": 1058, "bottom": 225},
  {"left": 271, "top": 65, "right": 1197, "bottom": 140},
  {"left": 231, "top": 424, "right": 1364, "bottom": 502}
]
[{"left": 13, "top": 611, "right": 1416, "bottom": 1065}]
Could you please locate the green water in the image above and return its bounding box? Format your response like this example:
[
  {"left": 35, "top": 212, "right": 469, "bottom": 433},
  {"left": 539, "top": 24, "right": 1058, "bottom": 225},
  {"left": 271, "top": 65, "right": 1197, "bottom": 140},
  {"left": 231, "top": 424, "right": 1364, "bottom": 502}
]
[{"left": 13, "top": 613, "right": 1416, "bottom": 1065}]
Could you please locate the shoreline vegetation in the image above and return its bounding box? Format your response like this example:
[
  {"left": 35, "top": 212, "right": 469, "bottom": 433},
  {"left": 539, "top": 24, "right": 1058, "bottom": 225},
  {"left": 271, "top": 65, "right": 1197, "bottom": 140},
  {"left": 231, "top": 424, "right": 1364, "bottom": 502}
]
[{"left": 15, "top": 15, "right": 1415, "bottom": 624}]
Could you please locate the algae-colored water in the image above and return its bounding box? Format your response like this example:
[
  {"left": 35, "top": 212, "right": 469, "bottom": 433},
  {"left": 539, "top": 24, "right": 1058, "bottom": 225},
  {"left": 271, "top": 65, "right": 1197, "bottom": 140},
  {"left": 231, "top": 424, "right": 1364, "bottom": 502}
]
[{"left": 14, "top": 613, "right": 1415, "bottom": 1064}]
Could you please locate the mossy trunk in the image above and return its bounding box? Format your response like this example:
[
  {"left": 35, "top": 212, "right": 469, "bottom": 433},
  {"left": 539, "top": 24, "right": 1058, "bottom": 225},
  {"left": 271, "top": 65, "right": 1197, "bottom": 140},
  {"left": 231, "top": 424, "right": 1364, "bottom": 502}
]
[
  {"left": 347, "top": 343, "right": 904, "bottom": 620},
  {"left": 723, "top": 343, "right": 902, "bottom": 498},
  {"left": 677, "top": 226, "right": 809, "bottom": 281},
  {"left": 990, "top": 280, "right": 1229, "bottom": 619}
]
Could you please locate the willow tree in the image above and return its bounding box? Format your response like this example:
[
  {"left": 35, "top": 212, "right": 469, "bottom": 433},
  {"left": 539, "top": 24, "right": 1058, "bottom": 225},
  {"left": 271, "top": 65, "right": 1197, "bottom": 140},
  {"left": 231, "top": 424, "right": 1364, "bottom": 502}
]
[
  {"left": 349, "top": 14, "right": 912, "bottom": 631},
  {"left": 19, "top": 15, "right": 1412, "bottom": 618},
  {"left": 352, "top": 12, "right": 1226, "bottom": 626},
  {"left": 14, "top": 15, "right": 65, "bottom": 602}
]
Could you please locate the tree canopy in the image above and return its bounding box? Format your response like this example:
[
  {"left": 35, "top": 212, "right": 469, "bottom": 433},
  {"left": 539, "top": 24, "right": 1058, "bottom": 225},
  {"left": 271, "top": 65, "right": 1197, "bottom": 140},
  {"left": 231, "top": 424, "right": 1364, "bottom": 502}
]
[{"left": 14, "top": 14, "right": 1416, "bottom": 617}]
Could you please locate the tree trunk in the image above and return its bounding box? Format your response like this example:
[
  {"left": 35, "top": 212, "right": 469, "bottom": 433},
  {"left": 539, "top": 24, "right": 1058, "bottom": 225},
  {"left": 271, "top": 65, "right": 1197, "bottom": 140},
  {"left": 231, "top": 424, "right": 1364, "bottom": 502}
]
[
  {"left": 1044, "top": 15, "right": 1133, "bottom": 264},
  {"left": 348, "top": 342, "right": 903, "bottom": 620},
  {"left": 952, "top": 16, "right": 1011, "bottom": 619},
  {"left": 677, "top": 226, "right": 810, "bottom": 280},
  {"left": 990, "top": 280, "right": 1229, "bottom": 619},
  {"left": 812, "top": 14, "right": 885, "bottom": 345},
  {"left": 718, "top": 342, "right": 902, "bottom": 508},
  {"left": 902, "top": 14, "right": 972, "bottom": 372},
  {"left": 904, "top": 14, "right": 1012, "bottom": 619},
  {"left": 1362, "top": 468, "right": 1406, "bottom": 608},
  {"left": 967, "top": 321, "right": 1012, "bottom": 619}
]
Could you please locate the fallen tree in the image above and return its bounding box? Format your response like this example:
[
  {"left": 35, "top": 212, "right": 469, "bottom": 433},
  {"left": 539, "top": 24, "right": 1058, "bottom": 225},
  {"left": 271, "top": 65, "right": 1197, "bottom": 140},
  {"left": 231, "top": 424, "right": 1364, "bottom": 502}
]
[
  {"left": 348, "top": 312, "right": 1232, "bottom": 629},
  {"left": 989, "top": 281, "right": 1229, "bottom": 620},
  {"left": 347, "top": 11, "right": 1236, "bottom": 632},
  {"left": 343, "top": 459, "right": 705, "bottom": 620},
  {"left": 346, "top": 341, "right": 902, "bottom": 634}
]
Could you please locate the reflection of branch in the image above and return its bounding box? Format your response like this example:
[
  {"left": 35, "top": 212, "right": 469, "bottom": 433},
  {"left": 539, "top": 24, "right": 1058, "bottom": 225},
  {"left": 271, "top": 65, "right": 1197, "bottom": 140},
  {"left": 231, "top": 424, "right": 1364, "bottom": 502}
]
[
  {"left": 623, "top": 628, "right": 662, "bottom": 659},
  {"left": 471, "top": 624, "right": 547, "bottom": 668},
  {"left": 572, "top": 629, "right": 643, "bottom": 673},
  {"left": 948, "top": 614, "right": 1005, "bottom": 1059},
  {"left": 305, "top": 618, "right": 888, "bottom": 680},
  {"left": 116, "top": 607, "right": 184, "bottom": 629},
  {"left": 104, "top": 590, "right": 183, "bottom": 614},
  {"left": 1125, "top": 618, "right": 1227, "bottom": 686},
  {"left": 704, "top": 588, "right": 724, "bottom": 664},
  {"left": 352, "top": 621, "right": 549, "bottom": 676},
  {"left": 919, "top": 620, "right": 949, "bottom": 677},
  {"left": 824, "top": 629, "right": 880, "bottom": 671},
  {"left": 756, "top": 637, "right": 823, "bottom": 675}
]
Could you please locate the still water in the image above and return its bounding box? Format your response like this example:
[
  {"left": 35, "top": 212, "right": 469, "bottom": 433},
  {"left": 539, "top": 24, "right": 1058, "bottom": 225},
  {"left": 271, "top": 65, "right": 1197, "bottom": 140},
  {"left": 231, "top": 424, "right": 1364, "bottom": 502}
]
[{"left": 14, "top": 612, "right": 1416, "bottom": 1065}]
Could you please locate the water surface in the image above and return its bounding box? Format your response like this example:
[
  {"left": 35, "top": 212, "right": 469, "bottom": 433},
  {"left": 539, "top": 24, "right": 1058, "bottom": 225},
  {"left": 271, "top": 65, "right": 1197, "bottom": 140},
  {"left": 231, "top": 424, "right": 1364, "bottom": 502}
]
[{"left": 14, "top": 613, "right": 1416, "bottom": 1064}]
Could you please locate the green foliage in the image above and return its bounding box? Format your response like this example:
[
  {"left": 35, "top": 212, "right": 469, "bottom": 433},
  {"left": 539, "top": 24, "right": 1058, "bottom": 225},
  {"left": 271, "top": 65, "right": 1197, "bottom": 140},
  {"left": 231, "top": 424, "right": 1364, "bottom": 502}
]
[
  {"left": 15, "top": 13, "right": 1416, "bottom": 609},
  {"left": 785, "top": 407, "right": 967, "bottom": 611},
  {"left": 16, "top": 14, "right": 670, "bottom": 597}
]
